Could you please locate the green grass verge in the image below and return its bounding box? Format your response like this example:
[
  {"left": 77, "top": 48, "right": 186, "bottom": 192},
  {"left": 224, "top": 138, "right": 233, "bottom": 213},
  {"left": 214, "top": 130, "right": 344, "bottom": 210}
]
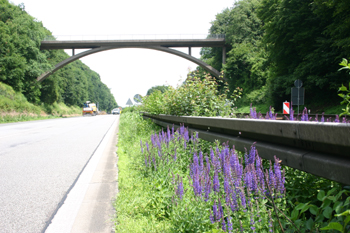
[{"left": 114, "top": 112, "right": 172, "bottom": 232}]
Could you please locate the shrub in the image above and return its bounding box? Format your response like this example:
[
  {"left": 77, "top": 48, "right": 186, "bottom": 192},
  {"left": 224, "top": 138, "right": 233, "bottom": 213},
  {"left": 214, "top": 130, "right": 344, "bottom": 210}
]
[{"left": 140, "top": 74, "right": 241, "bottom": 117}]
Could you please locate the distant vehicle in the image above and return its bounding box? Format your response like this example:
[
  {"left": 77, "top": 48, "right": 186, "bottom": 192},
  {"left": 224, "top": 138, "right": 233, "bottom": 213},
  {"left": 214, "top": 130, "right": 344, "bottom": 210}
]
[
  {"left": 111, "top": 108, "right": 120, "bottom": 115},
  {"left": 83, "top": 101, "right": 98, "bottom": 116}
]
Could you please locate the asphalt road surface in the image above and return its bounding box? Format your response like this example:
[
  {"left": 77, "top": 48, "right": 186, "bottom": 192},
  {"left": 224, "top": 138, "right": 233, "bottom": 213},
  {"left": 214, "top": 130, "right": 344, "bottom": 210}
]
[{"left": 0, "top": 115, "right": 119, "bottom": 233}]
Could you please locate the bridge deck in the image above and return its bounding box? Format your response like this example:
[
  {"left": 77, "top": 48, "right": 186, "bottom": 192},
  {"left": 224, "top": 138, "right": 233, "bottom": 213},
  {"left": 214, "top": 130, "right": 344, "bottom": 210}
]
[{"left": 40, "top": 39, "right": 226, "bottom": 50}]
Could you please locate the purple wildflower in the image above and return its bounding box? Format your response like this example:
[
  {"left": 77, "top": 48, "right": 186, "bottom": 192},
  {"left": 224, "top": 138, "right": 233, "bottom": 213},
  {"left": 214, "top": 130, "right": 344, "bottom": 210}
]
[
  {"left": 335, "top": 115, "right": 340, "bottom": 123},
  {"left": 176, "top": 176, "right": 184, "bottom": 200},
  {"left": 221, "top": 217, "right": 227, "bottom": 231},
  {"left": 224, "top": 176, "right": 231, "bottom": 195},
  {"left": 213, "top": 170, "right": 220, "bottom": 192},
  {"left": 250, "top": 214, "right": 256, "bottom": 232},
  {"left": 212, "top": 200, "right": 219, "bottom": 222},
  {"left": 227, "top": 216, "right": 233, "bottom": 233},
  {"left": 145, "top": 141, "right": 149, "bottom": 153},
  {"left": 274, "top": 156, "right": 285, "bottom": 196},
  {"left": 245, "top": 144, "right": 256, "bottom": 166},
  {"left": 321, "top": 112, "right": 325, "bottom": 122},
  {"left": 204, "top": 176, "right": 211, "bottom": 201}
]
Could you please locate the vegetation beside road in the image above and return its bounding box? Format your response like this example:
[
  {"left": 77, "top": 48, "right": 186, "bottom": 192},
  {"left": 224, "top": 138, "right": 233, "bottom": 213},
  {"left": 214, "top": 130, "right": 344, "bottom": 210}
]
[
  {"left": 115, "top": 111, "right": 350, "bottom": 232},
  {"left": 0, "top": 81, "right": 81, "bottom": 123}
]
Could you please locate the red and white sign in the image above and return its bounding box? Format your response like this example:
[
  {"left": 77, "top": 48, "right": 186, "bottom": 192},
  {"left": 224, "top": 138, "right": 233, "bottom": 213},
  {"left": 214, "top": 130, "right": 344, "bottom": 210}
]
[{"left": 283, "top": 102, "right": 290, "bottom": 114}]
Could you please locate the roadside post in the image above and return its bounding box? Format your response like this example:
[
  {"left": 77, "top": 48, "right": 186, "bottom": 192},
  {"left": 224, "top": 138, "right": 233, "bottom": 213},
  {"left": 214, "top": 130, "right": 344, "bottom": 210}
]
[
  {"left": 283, "top": 101, "right": 290, "bottom": 114},
  {"left": 291, "top": 79, "right": 305, "bottom": 114}
]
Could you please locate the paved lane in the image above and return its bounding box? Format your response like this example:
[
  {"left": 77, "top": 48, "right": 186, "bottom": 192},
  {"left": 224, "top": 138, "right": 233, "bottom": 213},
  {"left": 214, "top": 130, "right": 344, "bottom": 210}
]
[{"left": 0, "top": 115, "right": 119, "bottom": 233}]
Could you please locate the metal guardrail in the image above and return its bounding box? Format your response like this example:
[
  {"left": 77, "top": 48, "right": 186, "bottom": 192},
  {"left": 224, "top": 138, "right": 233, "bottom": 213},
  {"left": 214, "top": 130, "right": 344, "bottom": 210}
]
[
  {"left": 142, "top": 113, "right": 350, "bottom": 185},
  {"left": 43, "top": 34, "right": 225, "bottom": 41}
]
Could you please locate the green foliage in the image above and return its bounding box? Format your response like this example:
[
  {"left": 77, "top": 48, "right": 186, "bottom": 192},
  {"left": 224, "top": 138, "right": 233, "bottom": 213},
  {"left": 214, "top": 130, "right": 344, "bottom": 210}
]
[
  {"left": 0, "top": 0, "right": 117, "bottom": 111},
  {"left": 0, "top": 81, "right": 81, "bottom": 123},
  {"left": 202, "top": 0, "right": 269, "bottom": 107},
  {"left": 121, "top": 106, "right": 137, "bottom": 114},
  {"left": 281, "top": 164, "right": 350, "bottom": 232},
  {"left": 338, "top": 58, "right": 350, "bottom": 116},
  {"left": 140, "top": 90, "right": 166, "bottom": 115},
  {"left": 114, "top": 111, "right": 172, "bottom": 232},
  {"left": 203, "top": 0, "right": 350, "bottom": 112},
  {"left": 141, "top": 74, "right": 241, "bottom": 117},
  {"left": 0, "top": 81, "right": 41, "bottom": 114},
  {"left": 146, "top": 85, "right": 169, "bottom": 96},
  {"left": 258, "top": 0, "right": 350, "bottom": 109}
]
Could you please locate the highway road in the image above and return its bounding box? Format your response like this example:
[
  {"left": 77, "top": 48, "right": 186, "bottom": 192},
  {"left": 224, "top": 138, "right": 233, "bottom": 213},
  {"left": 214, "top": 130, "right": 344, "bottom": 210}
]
[{"left": 0, "top": 115, "right": 119, "bottom": 233}]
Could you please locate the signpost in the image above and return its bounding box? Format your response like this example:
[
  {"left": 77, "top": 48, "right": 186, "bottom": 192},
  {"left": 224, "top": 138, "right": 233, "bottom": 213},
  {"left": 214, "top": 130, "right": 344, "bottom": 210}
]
[
  {"left": 126, "top": 98, "right": 133, "bottom": 106},
  {"left": 133, "top": 94, "right": 142, "bottom": 103},
  {"left": 291, "top": 79, "right": 305, "bottom": 114}
]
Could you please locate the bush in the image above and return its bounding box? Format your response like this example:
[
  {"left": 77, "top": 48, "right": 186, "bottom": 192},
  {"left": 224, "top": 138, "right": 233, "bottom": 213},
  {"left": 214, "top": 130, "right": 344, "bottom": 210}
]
[{"left": 140, "top": 74, "right": 241, "bottom": 117}]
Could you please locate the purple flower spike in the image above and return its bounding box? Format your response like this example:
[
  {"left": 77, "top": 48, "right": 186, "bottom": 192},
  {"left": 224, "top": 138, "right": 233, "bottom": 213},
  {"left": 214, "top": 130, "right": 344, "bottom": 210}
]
[
  {"left": 145, "top": 141, "right": 149, "bottom": 153},
  {"left": 176, "top": 176, "right": 184, "bottom": 200},
  {"left": 213, "top": 170, "right": 220, "bottom": 193},
  {"left": 335, "top": 115, "right": 340, "bottom": 123},
  {"left": 221, "top": 217, "right": 227, "bottom": 231},
  {"left": 212, "top": 200, "right": 219, "bottom": 222},
  {"left": 227, "top": 216, "right": 233, "bottom": 233}
]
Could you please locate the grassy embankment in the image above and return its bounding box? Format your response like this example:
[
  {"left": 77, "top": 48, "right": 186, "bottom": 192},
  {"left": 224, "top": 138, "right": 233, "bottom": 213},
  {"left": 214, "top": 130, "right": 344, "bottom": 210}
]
[{"left": 0, "top": 82, "right": 81, "bottom": 123}]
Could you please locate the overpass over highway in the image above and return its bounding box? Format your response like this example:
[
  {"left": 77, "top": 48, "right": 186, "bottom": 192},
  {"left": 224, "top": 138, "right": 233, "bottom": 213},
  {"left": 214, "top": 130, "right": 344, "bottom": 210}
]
[{"left": 38, "top": 35, "right": 226, "bottom": 82}]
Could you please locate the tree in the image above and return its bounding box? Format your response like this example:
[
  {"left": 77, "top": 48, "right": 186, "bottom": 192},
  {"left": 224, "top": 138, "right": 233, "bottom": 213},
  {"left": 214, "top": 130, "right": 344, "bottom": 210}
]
[
  {"left": 258, "top": 0, "right": 350, "bottom": 108},
  {"left": 200, "top": 0, "right": 267, "bottom": 103},
  {"left": 146, "top": 85, "right": 169, "bottom": 96},
  {"left": 0, "top": 0, "right": 117, "bottom": 110}
]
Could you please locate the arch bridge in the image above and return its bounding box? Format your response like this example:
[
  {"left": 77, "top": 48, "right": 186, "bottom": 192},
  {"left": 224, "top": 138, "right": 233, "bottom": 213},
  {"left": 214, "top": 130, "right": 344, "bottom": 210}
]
[{"left": 38, "top": 35, "right": 226, "bottom": 82}]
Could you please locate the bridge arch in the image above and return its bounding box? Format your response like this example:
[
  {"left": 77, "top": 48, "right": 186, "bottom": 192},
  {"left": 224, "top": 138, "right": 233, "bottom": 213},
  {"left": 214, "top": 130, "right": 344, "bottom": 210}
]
[{"left": 37, "top": 46, "right": 222, "bottom": 82}]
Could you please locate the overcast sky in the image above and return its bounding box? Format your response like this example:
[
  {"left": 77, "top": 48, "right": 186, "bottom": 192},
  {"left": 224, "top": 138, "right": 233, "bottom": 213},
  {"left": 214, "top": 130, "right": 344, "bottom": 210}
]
[{"left": 10, "top": 0, "right": 235, "bottom": 107}]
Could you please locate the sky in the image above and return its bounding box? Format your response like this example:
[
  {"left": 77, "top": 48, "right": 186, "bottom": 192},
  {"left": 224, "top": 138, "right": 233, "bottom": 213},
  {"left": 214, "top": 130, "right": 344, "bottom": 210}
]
[{"left": 10, "top": 0, "right": 235, "bottom": 107}]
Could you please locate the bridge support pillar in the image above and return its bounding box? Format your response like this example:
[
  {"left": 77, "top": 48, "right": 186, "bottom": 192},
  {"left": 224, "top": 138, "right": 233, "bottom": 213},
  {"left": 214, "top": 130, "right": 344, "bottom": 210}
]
[
  {"left": 188, "top": 47, "right": 191, "bottom": 56},
  {"left": 72, "top": 49, "right": 75, "bottom": 56}
]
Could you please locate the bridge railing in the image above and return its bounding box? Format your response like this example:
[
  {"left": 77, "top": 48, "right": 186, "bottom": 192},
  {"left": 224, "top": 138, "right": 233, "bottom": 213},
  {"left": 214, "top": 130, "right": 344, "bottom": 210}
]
[{"left": 43, "top": 34, "right": 225, "bottom": 41}]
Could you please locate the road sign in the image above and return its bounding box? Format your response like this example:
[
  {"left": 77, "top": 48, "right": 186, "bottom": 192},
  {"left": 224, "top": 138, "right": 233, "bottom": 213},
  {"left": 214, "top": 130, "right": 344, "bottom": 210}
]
[
  {"left": 134, "top": 94, "right": 142, "bottom": 103},
  {"left": 294, "top": 79, "right": 303, "bottom": 88},
  {"left": 291, "top": 87, "right": 305, "bottom": 105},
  {"left": 126, "top": 98, "right": 133, "bottom": 106},
  {"left": 283, "top": 102, "right": 290, "bottom": 114}
]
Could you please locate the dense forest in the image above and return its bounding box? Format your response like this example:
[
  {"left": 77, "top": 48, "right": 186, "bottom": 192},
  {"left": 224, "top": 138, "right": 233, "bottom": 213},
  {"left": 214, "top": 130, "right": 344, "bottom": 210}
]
[
  {"left": 0, "top": 0, "right": 117, "bottom": 111},
  {"left": 199, "top": 0, "right": 350, "bottom": 112}
]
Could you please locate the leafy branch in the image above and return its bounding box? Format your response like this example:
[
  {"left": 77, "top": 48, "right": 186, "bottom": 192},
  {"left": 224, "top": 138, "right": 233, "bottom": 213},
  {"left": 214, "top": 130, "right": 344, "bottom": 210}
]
[{"left": 338, "top": 58, "right": 350, "bottom": 117}]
